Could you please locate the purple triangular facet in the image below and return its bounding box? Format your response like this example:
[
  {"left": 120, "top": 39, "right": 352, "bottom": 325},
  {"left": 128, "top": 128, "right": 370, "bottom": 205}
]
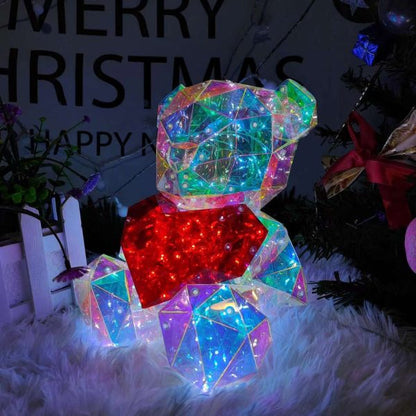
[
  {"left": 172, "top": 322, "right": 205, "bottom": 390},
  {"left": 292, "top": 270, "right": 307, "bottom": 303},
  {"left": 89, "top": 291, "right": 110, "bottom": 343},
  {"left": 216, "top": 339, "right": 257, "bottom": 388},
  {"left": 159, "top": 311, "right": 192, "bottom": 365},
  {"left": 187, "top": 284, "right": 220, "bottom": 309},
  {"left": 249, "top": 320, "right": 272, "bottom": 368},
  {"left": 93, "top": 255, "right": 121, "bottom": 280},
  {"left": 160, "top": 286, "right": 192, "bottom": 313}
]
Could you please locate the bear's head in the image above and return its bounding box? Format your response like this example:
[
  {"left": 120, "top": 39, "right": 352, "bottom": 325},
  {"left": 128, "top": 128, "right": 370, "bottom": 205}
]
[{"left": 156, "top": 79, "right": 317, "bottom": 211}]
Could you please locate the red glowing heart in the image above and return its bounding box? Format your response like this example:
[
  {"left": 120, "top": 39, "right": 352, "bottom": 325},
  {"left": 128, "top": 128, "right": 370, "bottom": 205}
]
[{"left": 121, "top": 194, "right": 267, "bottom": 308}]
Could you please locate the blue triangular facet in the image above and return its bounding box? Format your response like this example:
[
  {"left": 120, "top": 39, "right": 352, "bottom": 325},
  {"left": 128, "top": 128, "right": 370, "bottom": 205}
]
[
  {"left": 216, "top": 338, "right": 257, "bottom": 387},
  {"left": 92, "top": 286, "right": 129, "bottom": 344},
  {"left": 195, "top": 317, "right": 244, "bottom": 389},
  {"left": 231, "top": 290, "right": 265, "bottom": 332},
  {"left": 92, "top": 270, "right": 130, "bottom": 303}
]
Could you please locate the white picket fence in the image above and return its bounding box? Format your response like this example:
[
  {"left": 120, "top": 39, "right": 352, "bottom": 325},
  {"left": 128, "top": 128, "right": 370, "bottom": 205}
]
[{"left": 0, "top": 197, "right": 87, "bottom": 325}]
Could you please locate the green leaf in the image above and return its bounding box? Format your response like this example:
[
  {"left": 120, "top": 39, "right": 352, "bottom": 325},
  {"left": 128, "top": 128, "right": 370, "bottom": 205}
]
[
  {"left": 28, "top": 176, "right": 40, "bottom": 186},
  {"left": 24, "top": 187, "right": 37, "bottom": 204},
  {"left": 11, "top": 192, "right": 23, "bottom": 204}
]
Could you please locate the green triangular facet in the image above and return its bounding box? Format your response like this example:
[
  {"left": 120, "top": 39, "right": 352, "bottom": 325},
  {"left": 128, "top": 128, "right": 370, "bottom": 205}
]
[{"left": 92, "top": 270, "right": 130, "bottom": 303}]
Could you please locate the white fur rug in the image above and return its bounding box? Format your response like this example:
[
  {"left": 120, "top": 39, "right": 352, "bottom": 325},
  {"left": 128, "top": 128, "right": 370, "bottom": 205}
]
[{"left": 1, "top": 255, "right": 416, "bottom": 416}]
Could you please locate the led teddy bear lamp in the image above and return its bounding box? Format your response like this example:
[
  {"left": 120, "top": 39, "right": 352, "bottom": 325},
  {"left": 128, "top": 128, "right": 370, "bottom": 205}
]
[
  {"left": 122, "top": 79, "right": 317, "bottom": 391},
  {"left": 76, "top": 79, "right": 316, "bottom": 391},
  {"left": 122, "top": 79, "right": 317, "bottom": 309}
]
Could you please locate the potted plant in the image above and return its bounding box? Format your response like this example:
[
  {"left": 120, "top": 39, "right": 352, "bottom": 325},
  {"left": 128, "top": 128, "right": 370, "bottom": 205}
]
[{"left": 0, "top": 99, "right": 97, "bottom": 324}]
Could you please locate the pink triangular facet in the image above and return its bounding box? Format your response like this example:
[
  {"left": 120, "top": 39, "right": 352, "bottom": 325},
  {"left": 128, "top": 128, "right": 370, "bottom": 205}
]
[
  {"left": 162, "top": 91, "right": 193, "bottom": 119},
  {"left": 160, "top": 286, "right": 192, "bottom": 313},
  {"left": 198, "top": 80, "right": 239, "bottom": 100},
  {"left": 159, "top": 311, "right": 192, "bottom": 365},
  {"left": 93, "top": 256, "right": 121, "bottom": 280},
  {"left": 249, "top": 320, "right": 272, "bottom": 368},
  {"left": 292, "top": 269, "right": 307, "bottom": 303},
  {"left": 187, "top": 284, "right": 220, "bottom": 309}
]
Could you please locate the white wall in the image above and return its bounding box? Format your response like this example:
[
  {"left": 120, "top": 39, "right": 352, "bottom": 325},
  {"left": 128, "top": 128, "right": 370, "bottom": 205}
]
[{"left": 0, "top": 0, "right": 369, "bottom": 206}]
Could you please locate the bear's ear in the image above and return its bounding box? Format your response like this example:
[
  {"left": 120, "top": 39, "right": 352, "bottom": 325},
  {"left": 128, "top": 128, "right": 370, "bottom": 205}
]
[
  {"left": 157, "top": 84, "right": 186, "bottom": 123},
  {"left": 275, "top": 79, "right": 317, "bottom": 141}
]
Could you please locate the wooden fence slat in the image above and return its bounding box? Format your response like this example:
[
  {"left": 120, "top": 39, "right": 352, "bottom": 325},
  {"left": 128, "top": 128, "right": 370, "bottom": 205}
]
[
  {"left": 19, "top": 206, "right": 54, "bottom": 319},
  {"left": 0, "top": 265, "right": 12, "bottom": 324},
  {"left": 0, "top": 197, "right": 86, "bottom": 325},
  {"left": 61, "top": 197, "right": 87, "bottom": 268}
]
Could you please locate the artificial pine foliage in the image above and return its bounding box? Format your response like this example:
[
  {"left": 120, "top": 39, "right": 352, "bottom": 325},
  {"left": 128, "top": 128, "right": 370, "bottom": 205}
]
[
  {"left": 265, "top": 186, "right": 416, "bottom": 326},
  {"left": 265, "top": 29, "right": 416, "bottom": 326}
]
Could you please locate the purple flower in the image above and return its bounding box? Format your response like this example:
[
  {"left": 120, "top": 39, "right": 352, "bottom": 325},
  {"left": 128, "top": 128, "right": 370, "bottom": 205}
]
[
  {"left": 53, "top": 266, "right": 89, "bottom": 283},
  {"left": 67, "top": 173, "right": 101, "bottom": 199},
  {"left": 0, "top": 103, "right": 22, "bottom": 125},
  {"left": 82, "top": 172, "right": 101, "bottom": 196}
]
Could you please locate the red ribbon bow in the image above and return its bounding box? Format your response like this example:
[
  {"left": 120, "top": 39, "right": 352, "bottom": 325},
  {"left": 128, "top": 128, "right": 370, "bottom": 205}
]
[{"left": 322, "top": 111, "right": 416, "bottom": 229}]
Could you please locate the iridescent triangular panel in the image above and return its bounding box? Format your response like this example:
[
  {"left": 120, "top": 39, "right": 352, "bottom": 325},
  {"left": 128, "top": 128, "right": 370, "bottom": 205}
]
[
  {"left": 249, "top": 320, "right": 272, "bottom": 368},
  {"left": 216, "top": 339, "right": 257, "bottom": 387},
  {"left": 159, "top": 311, "right": 192, "bottom": 365},
  {"left": 172, "top": 322, "right": 205, "bottom": 390},
  {"left": 195, "top": 317, "right": 244, "bottom": 390},
  {"left": 92, "top": 270, "right": 130, "bottom": 303}
]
